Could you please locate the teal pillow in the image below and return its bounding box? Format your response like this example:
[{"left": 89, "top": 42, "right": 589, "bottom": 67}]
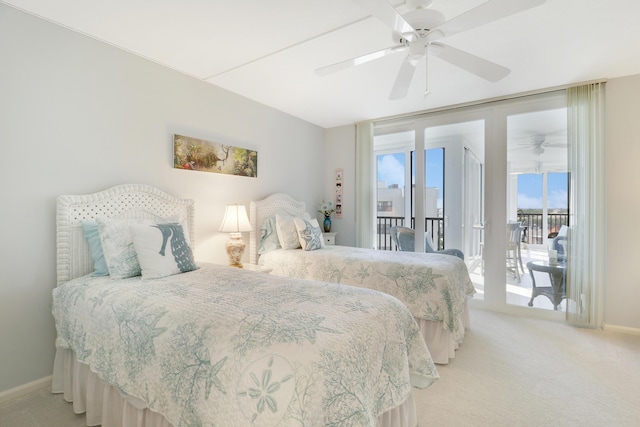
[
  {"left": 258, "top": 215, "right": 282, "bottom": 254},
  {"left": 81, "top": 221, "right": 109, "bottom": 276}
]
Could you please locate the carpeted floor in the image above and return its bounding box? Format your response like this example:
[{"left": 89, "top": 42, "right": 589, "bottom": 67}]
[
  {"left": 2, "top": 308, "right": 640, "bottom": 427},
  {"left": 415, "top": 309, "right": 640, "bottom": 426}
]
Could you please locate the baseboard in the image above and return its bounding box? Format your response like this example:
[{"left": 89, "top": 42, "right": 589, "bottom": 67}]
[
  {"left": 0, "top": 375, "right": 52, "bottom": 405},
  {"left": 603, "top": 324, "right": 640, "bottom": 336}
]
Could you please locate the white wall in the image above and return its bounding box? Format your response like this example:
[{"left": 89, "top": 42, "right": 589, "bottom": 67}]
[
  {"left": 323, "top": 125, "right": 356, "bottom": 247},
  {"left": 0, "top": 5, "right": 324, "bottom": 394},
  {"left": 604, "top": 75, "right": 640, "bottom": 331}
]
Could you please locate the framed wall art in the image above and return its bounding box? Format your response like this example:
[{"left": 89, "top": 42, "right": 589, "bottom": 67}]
[
  {"left": 335, "top": 168, "right": 343, "bottom": 218},
  {"left": 173, "top": 134, "right": 257, "bottom": 178}
]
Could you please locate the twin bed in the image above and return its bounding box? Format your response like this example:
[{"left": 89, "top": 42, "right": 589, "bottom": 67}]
[
  {"left": 52, "top": 184, "right": 439, "bottom": 427},
  {"left": 250, "top": 193, "right": 476, "bottom": 365}
]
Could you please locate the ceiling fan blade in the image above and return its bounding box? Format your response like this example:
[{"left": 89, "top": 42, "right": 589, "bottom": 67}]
[
  {"left": 316, "top": 46, "right": 405, "bottom": 76},
  {"left": 434, "top": 0, "right": 545, "bottom": 38},
  {"left": 430, "top": 43, "right": 510, "bottom": 82},
  {"left": 352, "top": 0, "right": 415, "bottom": 40},
  {"left": 389, "top": 58, "right": 417, "bottom": 100}
]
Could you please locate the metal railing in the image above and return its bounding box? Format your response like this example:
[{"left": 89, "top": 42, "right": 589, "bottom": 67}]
[
  {"left": 378, "top": 214, "right": 568, "bottom": 250},
  {"left": 517, "top": 213, "right": 569, "bottom": 245},
  {"left": 377, "top": 216, "right": 445, "bottom": 251}
]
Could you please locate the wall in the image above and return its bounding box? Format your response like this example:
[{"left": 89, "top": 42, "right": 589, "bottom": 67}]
[
  {"left": 0, "top": 5, "right": 324, "bottom": 394},
  {"left": 323, "top": 125, "right": 356, "bottom": 247},
  {"left": 604, "top": 75, "right": 640, "bottom": 332}
]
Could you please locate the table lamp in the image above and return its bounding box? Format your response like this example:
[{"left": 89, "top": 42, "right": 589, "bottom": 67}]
[{"left": 219, "top": 204, "right": 253, "bottom": 268}]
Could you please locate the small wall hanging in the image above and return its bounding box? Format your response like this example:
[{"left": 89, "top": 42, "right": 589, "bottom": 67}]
[
  {"left": 335, "top": 168, "right": 343, "bottom": 219},
  {"left": 173, "top": 134, "right": 257, "bottom": 178}
]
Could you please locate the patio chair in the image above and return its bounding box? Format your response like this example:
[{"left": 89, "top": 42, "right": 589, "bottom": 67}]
[
  {"left": 390, "top": 226, "right": 464, "bottom": 260},
  {"left": 551, "top": 225, "right": 568, "bottom": 263},
  {"left": 506, "top": 222, "right": 524, "bottom": 281}
]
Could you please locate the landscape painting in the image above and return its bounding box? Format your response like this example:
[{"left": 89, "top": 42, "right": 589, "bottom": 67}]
[{"left": 173, "top": 134, "right": 257, "bottom": 178}]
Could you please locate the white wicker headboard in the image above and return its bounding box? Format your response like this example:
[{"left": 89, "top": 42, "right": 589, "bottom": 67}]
[
  {"left": 249, "top": 193, "right": 306, "bottom": 265},
  {"left": 56, "top": 184, "right": 195, "bottom": 285}
]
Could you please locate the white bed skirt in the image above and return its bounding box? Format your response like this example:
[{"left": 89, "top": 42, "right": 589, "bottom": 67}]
[
  {"left": 418, "top": 300, "right": 470, "bottom": 364},
  {"left": 51, "top": 348, "right": 417, "bottom": 427}
]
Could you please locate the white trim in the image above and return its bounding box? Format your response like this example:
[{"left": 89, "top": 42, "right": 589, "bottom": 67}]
[
  {"left": 0, "top": 375, "right": 52, "bottom": 404},
  {"left": 357, "top": 80, "right": 606, "bottom": 126},
  {"left": 603, "top": 324, "right": 640, "bottom": 337}
]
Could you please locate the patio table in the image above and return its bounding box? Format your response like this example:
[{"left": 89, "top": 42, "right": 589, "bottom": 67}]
[{"left": 527, "top": 260, "right": 566, "bottom": 310}]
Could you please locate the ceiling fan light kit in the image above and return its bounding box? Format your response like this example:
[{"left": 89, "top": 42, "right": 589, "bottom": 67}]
[{"left": 316, "top": 0, "right": 546, "bottom": 100}]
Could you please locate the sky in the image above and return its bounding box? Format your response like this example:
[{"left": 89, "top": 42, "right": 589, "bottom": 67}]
[
  {"left": 378, "top": 152, "right": 568, "bottom": 210},
  {"left": 377, "top": 150, "right": 444, "bottom": 208},
  {"left": 518, "top": 173, "right": 568, "bottom": 210}
]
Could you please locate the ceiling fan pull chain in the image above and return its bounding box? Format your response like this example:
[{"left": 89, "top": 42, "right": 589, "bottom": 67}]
[{"left": 424, "top": 53, "right": 430, "bottom": 97}]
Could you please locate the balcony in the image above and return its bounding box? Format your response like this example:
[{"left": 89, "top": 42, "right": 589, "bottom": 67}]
[
  {"left": 376, "top": 214, "right": 570, "bottom": 311},
  {"left": 517, "top": 213, "right": 569, "bottom": 244},
  {"left": 377, "top": 212, "right": 569, "bottom": 251},
  {"left": 377, "top": 216, "right": 445, "bottom": 251}
]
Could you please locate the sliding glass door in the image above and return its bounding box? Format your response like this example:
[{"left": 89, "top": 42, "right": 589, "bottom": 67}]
[
  {"left": 504, "top": 102, "right": 569, "bottom": 314},
  {"left": 370, "top": 91, "right": 573, "bottom": 319},
  {"left": 373, "top": 114, "right": 486, "bottom": 292}
]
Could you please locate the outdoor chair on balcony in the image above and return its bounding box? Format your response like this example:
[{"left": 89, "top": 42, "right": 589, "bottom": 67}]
[
  {"left": 551, "top": 225, "right": 568, "bottom": 263},
  {"left": 390, "top": 226, "right": 464, "bottom": 260},
  {"left": 507, "top": 222, "right": 525, "bottom": 281}
]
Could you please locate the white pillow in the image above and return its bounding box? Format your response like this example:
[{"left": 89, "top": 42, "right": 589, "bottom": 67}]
[
  {"left": 275, "top": 211, "right": 310, "bottom": 250},
  {"left": 294, "top": 217, "right": 325, "bottom": 251},
  {"left": 96, "top": 216, "right": 186, "bottom": 279},
  {"left": 96, "top": 217, "right": 150, "bottom": 279},
  {"left": 130, "top": 222, "right": 197, "bottom": 279}
]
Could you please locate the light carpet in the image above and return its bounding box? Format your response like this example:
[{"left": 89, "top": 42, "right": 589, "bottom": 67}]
[{"left": 2, "top": 308, "right": 639, "bottom": 427}]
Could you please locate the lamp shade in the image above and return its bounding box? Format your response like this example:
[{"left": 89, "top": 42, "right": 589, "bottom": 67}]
[{"left": 219, "top": 204, "right": 253, "bottom": 233}]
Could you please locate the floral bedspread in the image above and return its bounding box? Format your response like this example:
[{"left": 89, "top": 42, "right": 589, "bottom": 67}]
[
  {"left": 260, "top": 246, "right": 475, "bottom": 337},
  {"left": 52, "top": 263, "right": 438, "bottom": 427}
]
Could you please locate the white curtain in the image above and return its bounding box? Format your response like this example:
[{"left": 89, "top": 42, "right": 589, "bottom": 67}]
[
  {"left": 355, "top": 122, "right": 375, "bottom": 249},
  {"left": 566, "top": 82, "right": 606, "bottom": 328}
]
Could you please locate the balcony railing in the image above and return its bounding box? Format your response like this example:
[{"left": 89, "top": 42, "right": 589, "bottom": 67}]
[
  {"left": 378, "top": 213, "right": 567, "bottom": 250},
  {"left": 517, "top": 213, "right": 569, "bottom": 245},
  {"left": 377, "top": 216, "right": 445, "bottom": 251}
]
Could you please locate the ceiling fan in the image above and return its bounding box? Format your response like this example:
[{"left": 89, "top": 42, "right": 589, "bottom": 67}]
[
  {"left": 511, "top": 134, "right": 567, "bottom": 156},
  {"left": 316, "top": 0, "right": 545, "bottom": 100}
]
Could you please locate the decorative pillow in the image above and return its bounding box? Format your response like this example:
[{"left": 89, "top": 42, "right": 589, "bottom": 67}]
[
  {"left": 96, "top": 217, "right": 157, "bottom": 279},
  {"left": 275, "top": 211, "right": 310, "bottom": 250},
  {"left": 258, "top": 215, "right": 281, "bottom": 255},
  {"left": 81, "top": 221, "right": 109, "bottom": 276},
  {"left": 294, "top": 217, "right": 325, "bottom": 251},
  {"left": 130, "top": 222, "right": 197, "bottom": 279}
]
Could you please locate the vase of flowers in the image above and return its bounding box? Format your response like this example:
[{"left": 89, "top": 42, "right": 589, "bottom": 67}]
[{"left": 318, "top": 200, "right": 335, "bottom": 232}]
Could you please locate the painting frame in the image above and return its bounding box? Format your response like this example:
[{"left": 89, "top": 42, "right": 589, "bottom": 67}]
[{"left": 173, "top": 134, "right": 258, "bottom": 178}]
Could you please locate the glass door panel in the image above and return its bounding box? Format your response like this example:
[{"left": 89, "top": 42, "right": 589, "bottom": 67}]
[
  {"left": 373, "top": 130, "right": 414, "bottom": 250},
  {"left": 417, "top": 120, "right": 486, "bottom": 299},
  {"left": 409, "top": 148, "right": 445, "bottom": 247},
  {"left": 506, "top": 107, "right": 568, "bottom": 311}
]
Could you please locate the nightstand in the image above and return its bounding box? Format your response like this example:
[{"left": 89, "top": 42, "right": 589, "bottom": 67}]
[
  {"left": 242, "top": 263, "right": 272, "bottom": 274},
  {"left": 323, "top": 232, "right": 337, "bottom": 246}
]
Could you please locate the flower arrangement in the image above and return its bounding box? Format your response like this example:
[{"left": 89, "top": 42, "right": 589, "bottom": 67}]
[{"left": 318, "top": 200, "right": 335, "bottom": 218}]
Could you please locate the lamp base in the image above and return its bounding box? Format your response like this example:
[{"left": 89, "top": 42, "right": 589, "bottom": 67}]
[{"left": 226, "top": 232, "right": 246, "bottom": 268}]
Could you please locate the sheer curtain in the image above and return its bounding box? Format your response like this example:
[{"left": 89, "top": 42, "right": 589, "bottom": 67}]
[
  {"left": 355, "top": 122, "right": 375, "bottom": 249},
  {"left": 566, "top": 82, "right": 606, "bottom": 327}
]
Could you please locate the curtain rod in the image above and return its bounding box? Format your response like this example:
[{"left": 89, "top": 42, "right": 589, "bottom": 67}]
[{"left": 355, "top": 78, "right": 608, "bottom": 126}]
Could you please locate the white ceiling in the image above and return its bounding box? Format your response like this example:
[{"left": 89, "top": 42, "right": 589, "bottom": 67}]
[{"left": 4, "top": 0, "right": 640, "bottom": 129}]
